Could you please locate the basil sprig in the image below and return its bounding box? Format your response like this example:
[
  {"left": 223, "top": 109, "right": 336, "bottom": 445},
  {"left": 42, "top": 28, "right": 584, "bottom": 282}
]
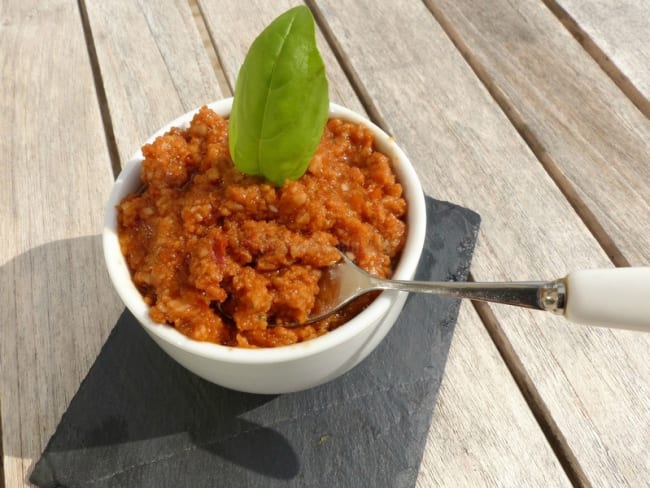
[{"left": 229, "top": 6, "right": 329, "bottom": 186}]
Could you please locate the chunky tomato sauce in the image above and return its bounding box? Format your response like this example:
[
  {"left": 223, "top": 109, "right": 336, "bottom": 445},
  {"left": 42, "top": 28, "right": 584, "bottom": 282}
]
[{"left": 117, "top": 107, "right": 406, "bottom": 347}]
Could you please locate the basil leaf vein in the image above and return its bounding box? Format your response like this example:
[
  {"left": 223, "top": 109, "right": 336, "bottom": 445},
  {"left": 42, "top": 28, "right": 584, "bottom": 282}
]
[{"left": 229, "top": 6, "right": 329, "bottom": 186}]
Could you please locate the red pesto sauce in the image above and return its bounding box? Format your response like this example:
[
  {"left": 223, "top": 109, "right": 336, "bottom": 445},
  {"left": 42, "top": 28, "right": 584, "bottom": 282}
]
[{"left": 117, "top": 107, "right": 407, "bottom": 348}]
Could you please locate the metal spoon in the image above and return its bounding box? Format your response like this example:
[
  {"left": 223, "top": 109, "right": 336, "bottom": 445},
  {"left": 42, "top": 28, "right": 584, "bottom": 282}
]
[{"left": 297, "top": 250, "right": 650, "bottom": 331}]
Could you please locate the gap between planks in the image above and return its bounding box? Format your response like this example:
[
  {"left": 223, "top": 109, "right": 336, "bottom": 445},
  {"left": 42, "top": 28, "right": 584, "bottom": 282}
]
[
  {"left": 542, "top": 0, "right": 650, "bottom": 121},
  {"left": 470, "top": 290, "right": 592, "bottom": 488},
  {"left": 75, "top": 0, "right": 233, "bottom": 180},
  {"left": 420, "top": 0, "right": 630, "bottom": 269},
  {"left": 309, "top": 0, "right": 601, "bottom": 486},
  {"left": 187, "top": 0, "right": 233, "bottom": 97},
  {"left": 305, "top": 0, "right": 383, "bottom": 125},
  {"left": 77, "top": 0, "right": 122, "bottom": 179}
]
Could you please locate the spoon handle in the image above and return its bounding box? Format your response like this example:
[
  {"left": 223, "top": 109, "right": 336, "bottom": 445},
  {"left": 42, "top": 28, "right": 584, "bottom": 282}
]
[
  {"left": 564, "top": 268, "right": 650, "bottom": 332},
  {"left": 371, "top": 267, "right": 650, "bottom": 331},
  {"left": 371, "top": 277, "right": 564, "bottom": 312}
]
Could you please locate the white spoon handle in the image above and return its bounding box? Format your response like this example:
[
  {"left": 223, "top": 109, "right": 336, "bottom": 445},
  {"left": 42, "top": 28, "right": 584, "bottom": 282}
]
[{"left": 564, "top": 268, "right": 650, "bottom": 331}]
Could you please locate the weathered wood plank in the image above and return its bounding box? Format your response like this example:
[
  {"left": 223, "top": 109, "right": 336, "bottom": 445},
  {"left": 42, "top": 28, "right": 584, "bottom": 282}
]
[
  {"left": 0, "top": 1, "right": 123, "bottom": 486},
  {"left": 549, "top": 0, "right": 650, "bottom": 115},
  {"left": 196, "top": 2, "right": 571, "bottom": 484},
  {"left": 312, "top": 0, "right": 650, "bottom": 485},
  {"left": 429, "top": 0, "right": 650, "bottom": 267},
  {"left": 417, "top": 304, "right": 571, "bottom": 487},
  {"left": 84, "top": 0, "right": 224, "bottom": 163}
]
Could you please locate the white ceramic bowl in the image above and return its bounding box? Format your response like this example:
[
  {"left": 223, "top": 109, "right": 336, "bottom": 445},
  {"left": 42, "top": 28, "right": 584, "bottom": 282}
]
[{"left": 103, "top": 98, "right": 426, "bottom": 394}]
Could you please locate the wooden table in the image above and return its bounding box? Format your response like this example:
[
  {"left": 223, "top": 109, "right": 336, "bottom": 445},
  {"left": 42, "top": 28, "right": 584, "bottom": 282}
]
[{"left": 2, "top": 1, "right": 649, "bottom": 486}]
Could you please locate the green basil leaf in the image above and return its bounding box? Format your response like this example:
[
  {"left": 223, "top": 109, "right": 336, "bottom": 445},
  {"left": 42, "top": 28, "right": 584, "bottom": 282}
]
[{"left": 229, "top": 6, "right": 329, "bottom": 186}]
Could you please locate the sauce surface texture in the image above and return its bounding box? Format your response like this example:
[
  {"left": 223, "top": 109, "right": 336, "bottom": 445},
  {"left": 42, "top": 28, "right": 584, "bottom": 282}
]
[{"left": 117, "top": 107, "right": 407, "bottom": 347}]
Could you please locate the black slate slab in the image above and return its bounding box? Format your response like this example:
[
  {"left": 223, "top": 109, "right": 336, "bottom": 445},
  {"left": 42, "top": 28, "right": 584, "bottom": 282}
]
[{"left": 30, "top": 196, "right": 480, "bottom": 488}]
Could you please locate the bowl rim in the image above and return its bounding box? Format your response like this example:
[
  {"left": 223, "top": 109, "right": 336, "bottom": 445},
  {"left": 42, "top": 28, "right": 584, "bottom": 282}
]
[{"left": 103, "top": 97, "right": 426, "bottom": 364}]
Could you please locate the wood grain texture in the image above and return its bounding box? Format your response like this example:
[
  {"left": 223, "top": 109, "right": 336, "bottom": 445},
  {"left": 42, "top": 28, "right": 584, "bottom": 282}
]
[
  {"left": 550, "top": 0, "right": 650, "bottom": 113},
  {"left": 429, "top": 0, "right": 650, "bottom": 267},
  {"left": 417, "top": 304, "right": 571, "bottom": 487},
  {"left": 313, "top": 0, "right": 650, "bottom": 485},
  {"left": 84, "top": 0, "right": 224, "bottom": 164},
  {"left": 197, "top": 2, "right": 571, "bottom": 484},
  {"left": 0, "top": 1, "right": 123, "bottom": 486}
]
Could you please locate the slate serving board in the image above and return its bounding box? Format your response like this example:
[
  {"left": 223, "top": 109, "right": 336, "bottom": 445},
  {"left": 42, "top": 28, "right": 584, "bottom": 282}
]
[{"left": 31, "top": 196, "right": 480, "bottom": 488}]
